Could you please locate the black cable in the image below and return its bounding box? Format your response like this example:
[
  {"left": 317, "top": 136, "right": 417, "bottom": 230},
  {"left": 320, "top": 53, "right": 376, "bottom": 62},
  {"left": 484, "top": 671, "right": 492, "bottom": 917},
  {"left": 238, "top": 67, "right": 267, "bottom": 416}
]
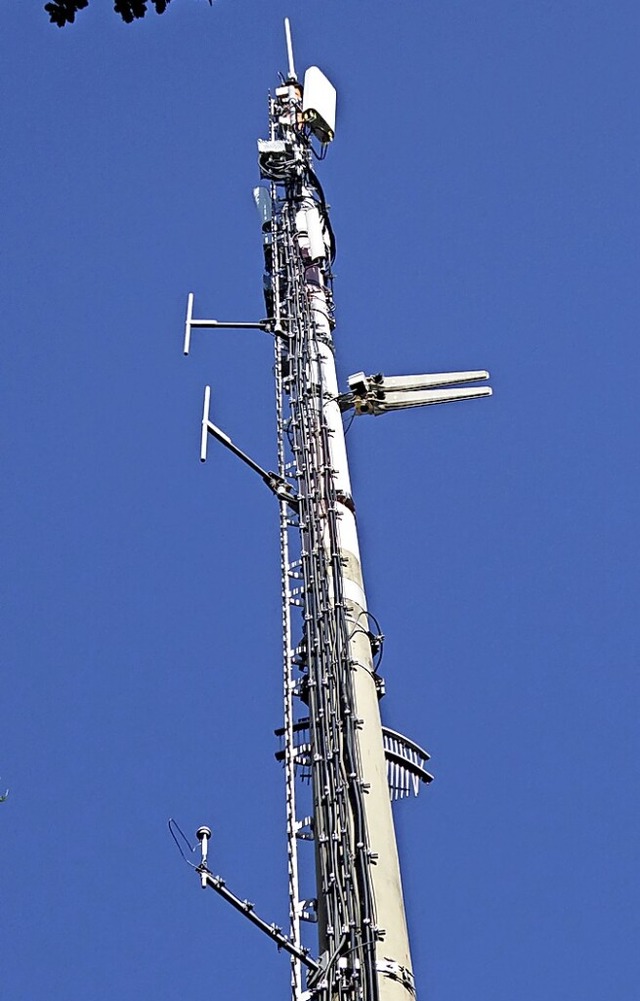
[
  {"left": 276, "top": 195, "right": 382, "bottom": 1000},
  {"left": 307, "top": 166, "right": 337, "bottom": 265},
  {"left": 167, "top": 818, "right": 198, "bottom": 869},
  {"left": 343, "top": 410, "right": 356, "bottom": 436}
]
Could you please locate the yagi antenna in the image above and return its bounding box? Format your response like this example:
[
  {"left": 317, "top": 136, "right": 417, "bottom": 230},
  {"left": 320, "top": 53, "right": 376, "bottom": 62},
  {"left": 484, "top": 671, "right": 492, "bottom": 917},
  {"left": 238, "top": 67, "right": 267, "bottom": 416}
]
[{"left": 284, "top": 18, "right": 297, "bottom": 81}]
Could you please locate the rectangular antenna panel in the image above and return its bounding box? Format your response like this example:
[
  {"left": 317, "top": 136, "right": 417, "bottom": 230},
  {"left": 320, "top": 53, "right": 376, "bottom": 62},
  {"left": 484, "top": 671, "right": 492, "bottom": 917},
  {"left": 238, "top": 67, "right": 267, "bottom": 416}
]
[
  {"left": 253, "top": 186, "right": 272, "bottom": 229},
  {"left": 303, "top": 66, "right": 337, "bottom": 143},
  {"left": 306, "top": 207, "right": 326, "bottom": 260}
]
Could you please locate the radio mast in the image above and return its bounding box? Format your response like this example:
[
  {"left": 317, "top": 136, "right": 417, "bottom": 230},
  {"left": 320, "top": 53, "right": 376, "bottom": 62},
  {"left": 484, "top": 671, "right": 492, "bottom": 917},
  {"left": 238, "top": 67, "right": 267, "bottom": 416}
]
[{"left": 179, "top": 20, "right": 491, "bottom": 1001}]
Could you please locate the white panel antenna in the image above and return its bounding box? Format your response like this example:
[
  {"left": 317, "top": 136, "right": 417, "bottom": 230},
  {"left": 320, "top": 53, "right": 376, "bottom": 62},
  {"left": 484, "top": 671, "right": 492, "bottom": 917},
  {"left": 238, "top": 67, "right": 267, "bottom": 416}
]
[{"left": 302, "top": 66, "right": 337, "bottom": 143}]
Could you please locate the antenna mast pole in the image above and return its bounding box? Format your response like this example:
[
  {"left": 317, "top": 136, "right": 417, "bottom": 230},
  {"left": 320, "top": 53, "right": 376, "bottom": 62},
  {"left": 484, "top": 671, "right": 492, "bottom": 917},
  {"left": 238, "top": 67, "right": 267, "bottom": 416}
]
[
  {"left": 182, "top": 20, "right": 491, "bottom": 1001},
  {"left": 261, "top": 30, "right": 415, "bottom": 1000}
]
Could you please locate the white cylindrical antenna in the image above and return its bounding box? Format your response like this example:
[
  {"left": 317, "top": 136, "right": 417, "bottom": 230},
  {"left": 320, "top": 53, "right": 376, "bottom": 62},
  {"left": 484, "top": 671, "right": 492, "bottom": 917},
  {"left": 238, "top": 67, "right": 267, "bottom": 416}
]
[
  {"left": 284, "top": 18, "right": 297, "bottom": 81},
  {"left": 200, "top": 385, "right": 211, "bottom": 462},
  {"left": 196, "top": 825, "right": 212, "bottom": 889},
  {"left": 183, "top": 292, "right": 194, "bottom": 356},
  {"left": 196, "top": 825, "right": 212, "bottom": 865}
]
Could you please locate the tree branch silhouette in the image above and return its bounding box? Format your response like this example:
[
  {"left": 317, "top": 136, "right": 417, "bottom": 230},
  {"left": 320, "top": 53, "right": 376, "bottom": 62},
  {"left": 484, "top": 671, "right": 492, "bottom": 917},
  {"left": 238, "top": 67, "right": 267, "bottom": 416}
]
[{"left": 44, "top": 1, "right": 212, "bottom": 27}]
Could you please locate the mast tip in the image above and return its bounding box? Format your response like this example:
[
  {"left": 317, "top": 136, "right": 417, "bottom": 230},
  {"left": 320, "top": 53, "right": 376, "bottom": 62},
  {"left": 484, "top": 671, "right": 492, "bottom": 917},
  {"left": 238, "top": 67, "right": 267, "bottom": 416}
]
[{"left": 284, "top": 17, "right": 297, "bottom": 81}]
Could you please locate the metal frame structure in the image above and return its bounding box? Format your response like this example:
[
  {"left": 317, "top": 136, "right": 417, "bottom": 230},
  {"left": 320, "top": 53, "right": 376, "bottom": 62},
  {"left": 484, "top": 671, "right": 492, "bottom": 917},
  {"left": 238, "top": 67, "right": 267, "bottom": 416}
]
[{"left": 178, "top": 21, "right": 491, "bottom": 1001}]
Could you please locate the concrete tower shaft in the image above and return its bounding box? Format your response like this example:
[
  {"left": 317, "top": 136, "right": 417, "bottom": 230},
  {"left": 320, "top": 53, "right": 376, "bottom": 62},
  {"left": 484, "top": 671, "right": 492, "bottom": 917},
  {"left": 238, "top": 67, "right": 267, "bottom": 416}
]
[{"left": 260, "top": 70, "right": 417, "bottom": 1001}]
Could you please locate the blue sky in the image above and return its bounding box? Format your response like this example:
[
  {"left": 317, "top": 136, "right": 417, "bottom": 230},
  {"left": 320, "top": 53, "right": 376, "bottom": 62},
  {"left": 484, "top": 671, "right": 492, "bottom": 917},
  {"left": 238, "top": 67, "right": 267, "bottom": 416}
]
[{"left": 2, "top": 2, "right": 639, "bottom": 998}]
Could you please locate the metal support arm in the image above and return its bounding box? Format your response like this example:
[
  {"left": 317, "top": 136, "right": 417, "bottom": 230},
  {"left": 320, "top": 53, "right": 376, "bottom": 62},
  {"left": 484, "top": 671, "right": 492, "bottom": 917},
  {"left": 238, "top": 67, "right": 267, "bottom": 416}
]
[
  {"left": 196, "top": 866, "right": 320, "bottom": 973},
  {"left": 183, "top": 292, "right": 272, "bottom": 355}
]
